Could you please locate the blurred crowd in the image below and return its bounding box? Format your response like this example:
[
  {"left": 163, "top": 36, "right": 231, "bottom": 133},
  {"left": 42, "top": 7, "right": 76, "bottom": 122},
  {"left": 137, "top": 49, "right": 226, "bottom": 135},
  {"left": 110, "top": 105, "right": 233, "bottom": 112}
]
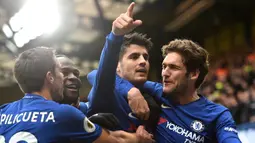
[{"left": 199, "top": 50, "right": 255, "bottom": 125}]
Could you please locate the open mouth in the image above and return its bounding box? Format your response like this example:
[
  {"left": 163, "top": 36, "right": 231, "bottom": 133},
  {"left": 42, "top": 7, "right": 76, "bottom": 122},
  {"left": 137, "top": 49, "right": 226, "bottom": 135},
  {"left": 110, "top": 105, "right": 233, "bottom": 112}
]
[{"left": 136, "top": 68, "right": 147, "bottom": 73}]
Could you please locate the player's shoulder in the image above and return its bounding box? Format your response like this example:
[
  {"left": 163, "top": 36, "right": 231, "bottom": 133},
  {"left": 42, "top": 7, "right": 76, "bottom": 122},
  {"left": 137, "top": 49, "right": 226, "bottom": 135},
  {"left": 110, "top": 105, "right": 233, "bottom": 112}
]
[
  {"left": 32, "top": 99, "right": 66, "bottom": 112},
  {"left": 0, "top": 103, "right": 10, "bottom": 112},
  {"left": 201, "top": 95, "right": 228, "bottom": 114},
  {"left": 0, "top": 100, "right": 22, "bottom": 111},
  {"left": 54, "top": 103, "right": 85, "bottom": 118},
  {"left": 0, "top": 102, "right": 11, "bottom": 109}
]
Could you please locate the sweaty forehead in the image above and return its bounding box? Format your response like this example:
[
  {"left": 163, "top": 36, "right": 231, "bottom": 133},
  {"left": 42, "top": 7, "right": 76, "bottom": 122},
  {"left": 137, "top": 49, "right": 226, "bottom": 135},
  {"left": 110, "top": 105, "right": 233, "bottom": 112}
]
[{"left": 57, "top": 57, "right": 75, "bottom": 68}]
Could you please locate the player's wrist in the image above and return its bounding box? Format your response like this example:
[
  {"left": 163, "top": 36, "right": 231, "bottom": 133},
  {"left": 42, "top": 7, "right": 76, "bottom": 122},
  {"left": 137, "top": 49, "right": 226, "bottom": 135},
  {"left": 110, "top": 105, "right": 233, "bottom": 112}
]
[{"left": 108, "top": 32, "right": 124, "bottom": 42}]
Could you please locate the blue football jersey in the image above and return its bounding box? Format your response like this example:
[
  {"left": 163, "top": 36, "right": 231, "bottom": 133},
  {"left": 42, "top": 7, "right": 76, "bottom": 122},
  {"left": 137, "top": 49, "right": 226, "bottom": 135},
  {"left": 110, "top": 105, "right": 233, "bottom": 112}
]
[
  {"left": 0, "top": 93, "right": 102, "bottom": 143},
  {"left": 86, "top": 32, "right": 141, "bottom": 132},
  {"left": 90, "top": 74, "right": 241, "bottom": 143},
  {"left": 155, "top": 95, "right": 239, "bottom": 143},
  {"left": 87, "top": 32, "right": 124, "bottom": 118},
  {"left": 142, "top": 81, "right": 241, "bottom": 143},
  {"left": 87, "top": 70, "right": 142, "bottom": 132},
  {"left": 79, "top": 102, "right": 89, "bottom": 115}
]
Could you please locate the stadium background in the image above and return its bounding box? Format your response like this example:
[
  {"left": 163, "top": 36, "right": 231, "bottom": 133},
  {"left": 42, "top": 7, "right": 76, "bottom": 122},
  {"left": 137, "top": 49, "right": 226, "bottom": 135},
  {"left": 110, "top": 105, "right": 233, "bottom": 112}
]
[{"left": 0, "top": 0, "right": 254, "bottom": 142}]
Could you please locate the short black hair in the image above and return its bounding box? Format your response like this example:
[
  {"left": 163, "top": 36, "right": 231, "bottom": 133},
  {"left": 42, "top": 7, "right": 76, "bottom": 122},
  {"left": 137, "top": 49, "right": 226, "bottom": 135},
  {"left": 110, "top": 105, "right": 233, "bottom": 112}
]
[
  {"left": 119, "top": 32, "right": 153, "bottom": 60},
  {"left": 14, "top": 47, "right": 56, "bottom": 93}
]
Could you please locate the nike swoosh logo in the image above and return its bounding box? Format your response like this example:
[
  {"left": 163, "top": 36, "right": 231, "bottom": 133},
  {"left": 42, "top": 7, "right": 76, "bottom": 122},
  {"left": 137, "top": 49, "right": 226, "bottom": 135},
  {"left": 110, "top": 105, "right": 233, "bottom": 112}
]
[
  {"left": 161, "top": 104, "right": 171, "bottom": 109},
  {"left": 128, "top": 113, "right": 138, "bottom": 119}
]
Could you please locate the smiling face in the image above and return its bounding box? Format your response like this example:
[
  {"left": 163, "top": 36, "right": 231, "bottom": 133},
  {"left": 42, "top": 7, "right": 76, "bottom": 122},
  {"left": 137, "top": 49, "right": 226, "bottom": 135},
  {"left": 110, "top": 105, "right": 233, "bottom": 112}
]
[
  {"left": 117, "top": 44, "right": 150, "bottom": 85},
  {"left": 57, "top": 56, "right": 82, "bottom": 105}
]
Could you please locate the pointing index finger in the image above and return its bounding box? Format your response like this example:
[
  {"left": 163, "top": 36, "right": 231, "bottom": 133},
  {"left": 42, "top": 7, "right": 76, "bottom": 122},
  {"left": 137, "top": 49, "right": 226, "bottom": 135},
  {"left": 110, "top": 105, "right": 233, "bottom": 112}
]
[{"left": 126, "top": 2, "right": 135, "bottom": 17}]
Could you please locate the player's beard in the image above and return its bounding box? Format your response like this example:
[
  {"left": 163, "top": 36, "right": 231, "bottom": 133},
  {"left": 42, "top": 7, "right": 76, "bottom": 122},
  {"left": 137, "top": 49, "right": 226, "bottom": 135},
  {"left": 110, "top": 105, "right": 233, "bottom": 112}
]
[
  {"left": 166, "top": 77, "right": 189, "bottom": 102},
  {"left": 50, "top": 85, "right": 63, "bottom": 103}
]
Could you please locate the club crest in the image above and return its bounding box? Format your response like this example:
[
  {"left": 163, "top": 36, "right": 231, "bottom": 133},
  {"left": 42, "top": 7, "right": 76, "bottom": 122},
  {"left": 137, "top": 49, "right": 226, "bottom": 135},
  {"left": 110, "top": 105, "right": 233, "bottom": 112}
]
[{"left": 190, "top": 120, "right": 205, "bottom": 132}]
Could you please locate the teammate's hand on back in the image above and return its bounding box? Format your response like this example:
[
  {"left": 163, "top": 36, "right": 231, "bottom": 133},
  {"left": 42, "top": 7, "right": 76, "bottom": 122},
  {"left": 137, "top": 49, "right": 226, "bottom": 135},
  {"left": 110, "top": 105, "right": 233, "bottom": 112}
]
[
  {"left": 128, "top": 87, "right": 150, "bottom": 120},
  {"left": 112, "top": 2, "right": 142, "bottom": 36}
]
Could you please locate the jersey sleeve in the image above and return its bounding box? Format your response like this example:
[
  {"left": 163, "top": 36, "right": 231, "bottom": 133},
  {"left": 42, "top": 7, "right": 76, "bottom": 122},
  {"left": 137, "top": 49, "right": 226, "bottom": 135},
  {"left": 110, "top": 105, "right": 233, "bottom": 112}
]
[
  {"left": 215, "top": 110, "right": 241, "bottom": 143},
  {"left": 116, "top": 75, "right": 135, "bottom": 98},
  {"left": 87, "top": 69, "right": 134, "bottom": 99},
  {"left": 87, "top": 32, "right": 124, "bottom": 116},
  {"left": 142, "top": 81, "right": 163, "bottom": 101},
  {"left": 79, "top": 102, "right": 89, "bottom": 115},
  {"left": 87, "top": 70, "right": 97, "bottom": 86},
  {"left": 56, "top": 104, "right": 102, "bottom": 142}
]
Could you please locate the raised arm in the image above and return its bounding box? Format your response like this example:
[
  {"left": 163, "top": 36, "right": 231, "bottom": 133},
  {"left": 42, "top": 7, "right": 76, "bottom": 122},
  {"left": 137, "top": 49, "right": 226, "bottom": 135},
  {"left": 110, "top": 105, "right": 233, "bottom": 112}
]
[
  {"left": 87, "top": 32, "right": 123, "bottom": 116},
  {"left": 87, "top": 69, "right": 134, "bottom": 99},
  {"left": 87, "top": 2, "right": 142, "bottom": 116}
]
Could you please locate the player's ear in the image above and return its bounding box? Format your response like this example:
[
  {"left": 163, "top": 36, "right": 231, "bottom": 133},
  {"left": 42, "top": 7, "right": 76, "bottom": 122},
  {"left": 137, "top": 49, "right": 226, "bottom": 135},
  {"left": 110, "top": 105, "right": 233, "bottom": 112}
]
[
  {"left": 189, "top": 69, "right": 199, "bottom": 80},
  {"left": 116, "top": 62, "right": 121, "bottom": 73},
  {"left": 46, "top": 71, "right": 55, "bottom": 84}
]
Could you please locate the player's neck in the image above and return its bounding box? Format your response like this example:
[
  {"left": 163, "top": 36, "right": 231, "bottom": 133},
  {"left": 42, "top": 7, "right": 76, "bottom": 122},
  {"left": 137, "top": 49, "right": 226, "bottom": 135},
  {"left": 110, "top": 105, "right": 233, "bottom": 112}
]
[
  {"left": 72, "top": 99, "right": 80, "bottom": 108},
  {"left": 32, "top": 89, "right": 52, "bottom": 100},
  {"left": 170, "top": 86, "right": 199, "bottom": 105},
  {"left": 178, "top": 90, "right": 199, "bottom": 105}
]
